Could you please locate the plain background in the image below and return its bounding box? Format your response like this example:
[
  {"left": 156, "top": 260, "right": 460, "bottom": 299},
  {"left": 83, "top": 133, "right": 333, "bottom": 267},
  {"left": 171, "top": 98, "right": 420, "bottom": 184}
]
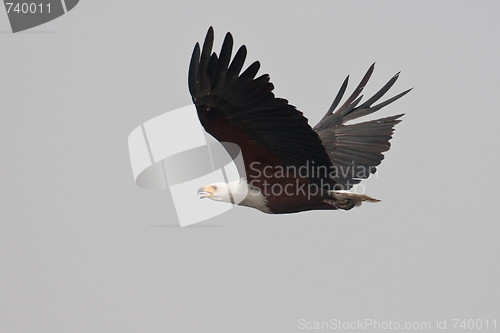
[{"left": 1, "top": 1, "right": 499, "bottom": 332}]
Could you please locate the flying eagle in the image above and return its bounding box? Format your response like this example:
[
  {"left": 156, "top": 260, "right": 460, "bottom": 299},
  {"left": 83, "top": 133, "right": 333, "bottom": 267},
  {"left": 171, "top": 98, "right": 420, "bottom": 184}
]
[{"left": 190, "top": 27, "right": 411, "bottom": 214}]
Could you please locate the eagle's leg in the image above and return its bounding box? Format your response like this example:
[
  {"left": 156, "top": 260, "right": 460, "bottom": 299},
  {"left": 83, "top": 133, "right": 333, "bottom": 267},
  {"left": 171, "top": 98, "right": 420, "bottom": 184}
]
[
  {"left": 323, "top": 198, "right": 356, "bottom": 210},
  {"left": 323, "top": 190, "right": 381, "bottom": 210}
]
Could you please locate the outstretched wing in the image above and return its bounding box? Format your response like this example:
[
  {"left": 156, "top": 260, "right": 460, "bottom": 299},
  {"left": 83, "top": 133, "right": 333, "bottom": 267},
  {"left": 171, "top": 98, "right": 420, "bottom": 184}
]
[
  {"left": 314, "top": 63, "right": 412, "bottom": 190},
  {"left": 189, "top": 27, "right": 333, "bottom": 181}
]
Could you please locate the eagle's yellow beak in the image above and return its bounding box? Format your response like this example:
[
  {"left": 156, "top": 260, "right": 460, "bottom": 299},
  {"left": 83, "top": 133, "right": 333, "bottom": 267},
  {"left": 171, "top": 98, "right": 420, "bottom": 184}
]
[{"left": 198, "top": 186, "right": 215, "bottom": 199}]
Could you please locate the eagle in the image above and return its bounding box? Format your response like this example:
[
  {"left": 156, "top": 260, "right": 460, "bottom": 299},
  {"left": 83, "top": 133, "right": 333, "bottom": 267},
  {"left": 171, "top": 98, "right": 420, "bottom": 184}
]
[{"left": 190, "top": 27, "right": 411, "bottom": 214}]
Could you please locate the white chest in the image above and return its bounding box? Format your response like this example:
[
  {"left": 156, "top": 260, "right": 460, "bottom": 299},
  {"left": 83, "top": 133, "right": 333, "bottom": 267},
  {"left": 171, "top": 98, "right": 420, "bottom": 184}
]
[{"left": 236, "top": 182, "right": 272, "bottom": 213}]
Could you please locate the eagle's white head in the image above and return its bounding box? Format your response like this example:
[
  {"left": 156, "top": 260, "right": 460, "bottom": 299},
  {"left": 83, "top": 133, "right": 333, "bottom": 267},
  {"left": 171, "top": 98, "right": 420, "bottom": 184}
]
[
  {"left": 197, "top": 183, "right": 232, "bottom": 202},
  {"left": 197, "top": 179, "right": 271, "bottom": 213}
]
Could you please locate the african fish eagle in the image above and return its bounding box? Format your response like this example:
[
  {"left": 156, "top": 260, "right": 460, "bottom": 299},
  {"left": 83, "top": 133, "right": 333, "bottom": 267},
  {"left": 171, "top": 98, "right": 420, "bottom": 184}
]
[{"left": 190, "top": 27, "right": 411, "bottom": 214}]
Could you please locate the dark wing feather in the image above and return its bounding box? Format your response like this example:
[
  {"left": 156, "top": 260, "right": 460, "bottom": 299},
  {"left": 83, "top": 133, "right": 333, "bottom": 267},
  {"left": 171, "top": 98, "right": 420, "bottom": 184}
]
[
  {"left": 314, "top": 64, "right": 411, "bottom": 190},
  {"left": 189, "top": 27, "right": 333, "bottom": 182}
]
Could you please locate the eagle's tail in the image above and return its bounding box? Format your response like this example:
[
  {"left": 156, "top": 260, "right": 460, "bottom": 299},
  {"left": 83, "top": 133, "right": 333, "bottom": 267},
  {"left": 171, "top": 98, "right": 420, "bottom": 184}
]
[{"left": 313, "top": 63, "right": 411, "bottom": 190}]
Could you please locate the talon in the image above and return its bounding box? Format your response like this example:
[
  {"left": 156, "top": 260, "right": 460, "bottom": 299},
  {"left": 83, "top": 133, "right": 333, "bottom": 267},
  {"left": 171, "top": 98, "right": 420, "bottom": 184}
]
[{"left": 336, "top": 199, "right": 355, "bottom": 210}]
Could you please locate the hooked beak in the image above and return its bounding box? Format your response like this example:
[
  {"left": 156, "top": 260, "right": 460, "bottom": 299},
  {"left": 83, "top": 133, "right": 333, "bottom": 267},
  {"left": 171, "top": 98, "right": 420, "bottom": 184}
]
[{"left": 198, "top": 186, "right": 214, "bottom": 199}]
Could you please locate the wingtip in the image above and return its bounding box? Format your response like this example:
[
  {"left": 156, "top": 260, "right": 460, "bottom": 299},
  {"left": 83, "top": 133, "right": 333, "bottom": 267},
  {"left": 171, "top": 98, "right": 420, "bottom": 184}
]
[
  {"left": 205, "top": 26, "right": 214, "bottom": 41},
  {"left": 367, "top": 63, "right": 376, "bottom": 75},
  {"left": 401, "top": 87, "right": 413, "bottom": 95},
  {"left": 222, "top": 31, "right": 234, "bottom": 50}
]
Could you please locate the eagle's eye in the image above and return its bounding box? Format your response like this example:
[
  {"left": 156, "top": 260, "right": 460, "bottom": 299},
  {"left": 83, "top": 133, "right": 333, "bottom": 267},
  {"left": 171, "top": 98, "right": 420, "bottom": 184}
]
[{"left": 212, "top": 186, "right": 218, "bottom": 190}]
